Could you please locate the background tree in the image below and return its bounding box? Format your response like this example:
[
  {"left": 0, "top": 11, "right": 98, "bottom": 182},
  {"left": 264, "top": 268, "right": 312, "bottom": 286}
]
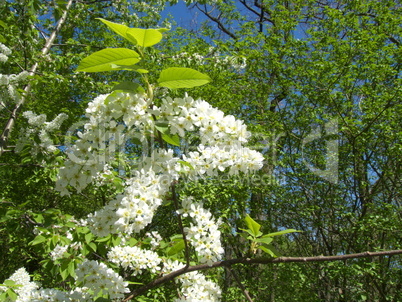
[{"left": 182, "top": 0, "right": 402, "bottom": 301}]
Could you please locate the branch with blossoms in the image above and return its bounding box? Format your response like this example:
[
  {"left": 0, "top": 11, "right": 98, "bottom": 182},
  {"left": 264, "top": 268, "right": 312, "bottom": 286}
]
[
  {"left": 124, "top": 249, "right": 402, "bottom": 300},
  {"left": 1, "top": 19, "right": 264, "bottom": 301}
]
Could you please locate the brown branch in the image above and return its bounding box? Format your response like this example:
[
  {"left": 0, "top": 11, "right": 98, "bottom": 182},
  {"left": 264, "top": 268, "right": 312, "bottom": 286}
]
[
  {"left": 0, "top": 0, "right": 74, "bottom": 156},
  {"left": 123, "top": 250, "right": 402, "bottom": 300},
  {"left": 195, "top": 4, "right": 238, "bottom": 40},
  {"left": 227, "top": 267, "right": 254, "bottom": 302}
]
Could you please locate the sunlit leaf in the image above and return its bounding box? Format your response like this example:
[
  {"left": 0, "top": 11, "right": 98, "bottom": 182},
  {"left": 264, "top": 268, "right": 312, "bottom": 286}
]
[
  {"left": 262, "top": 229, "right": 301, "bottom": 238},
  {"left": 158, "top": 67, "right": 211, "bottom": 89},
  {"left": 244, "top": 214, "right": 261, "bottom": 237},
  {"left": 166, "top": 239, "right": 185, "bottom": 256},
  {"left": 77, "top": 48, "right": 140, "bottom": 72},
  {"left": 126, "top": 28, "right": 163, "bottom": 47},
  {"left": 258, "top": 245, "right": 277, "bottom": 257},
  {"left": 162, "top": 133, "right": 180, "bottom": 146},
  {"left": 97, "top": 18, "right": 137, "bottom": 45}
]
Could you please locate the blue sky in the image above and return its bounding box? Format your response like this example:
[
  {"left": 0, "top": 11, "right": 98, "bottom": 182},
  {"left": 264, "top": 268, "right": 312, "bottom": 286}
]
[{"left": 160, "top": 2, "right": 207, "bottom": 30}]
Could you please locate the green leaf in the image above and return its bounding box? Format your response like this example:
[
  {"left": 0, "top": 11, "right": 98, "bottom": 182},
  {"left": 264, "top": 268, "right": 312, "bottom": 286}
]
[
  {"left": 126, "top": 28, "right": 163, "bottom": 47},
  {"left": 111, "top": 235, "right": 121, "bottom": 246},
  {"left": 128, "top": 237, "right": 138, "bottom": 246},
  {"left": 177, "top": 160, "right": 194, "bottom": 170},
  {"left": 29, "top": 235, "right": 47, "bottom": 246},
  {"left": 6, "top": 288, "right": 18, "bottom": 300},
  {"left": 95, "top": 234, "right": 111, "bottom": 242},
  {"left": 170, "top": 234, "right": 183, "bottom": 240},
  {"left": 244, "top": 214, "right": 262, "bottom": 237},
  {"left": 262, "top": 229, "right": 301, "bottom": 238},
  {"left": 157, "top": 28, "right": 170, "bottom": 33},
  {"left": 68, "top": 260, "right": 76, "bottom": 277},
  {"left": 239, "top": 227, "right": 259, "bottom": 238},
  {"left": 0, "top": 20, "right": 7, "bottom": 29},
  {"left": 97, "top": 18, "right": 137, "bottom": 45},
  {"left": 77, "top": 48, "right": 140, "bottom": 72},
  {"left": 254, "top": 237, "right": 274, "bottom": 245},
  {"left": 112, "top": 82, "right": 145, "bottom": 93},
  {"left": 258, "top": 245, "right": 277, "bottom": 257},
  {"left": 154, "top": 123, "right": 169, "bottom": 134},
  {"left": 158, "top": 67, "right": 211, "bottom": 89},
  {"left": 3, "top": 280, "right": 16, "bottom": 287},
  {"left": 127, "top": 281, "right": 144, "bottom": 285},
  {"left": 110, "top": 64, "right": 149, "bottom": 73},
  {"left": 166, "top": 239, "right": 185, "bottom": 256},
  {"left": 162, "top": 133, "right": 180, "bottom": 146},
  {"left": 85, "top": 232, "right": 93, "bottom": 244},
  {"left": 95, "top": 298, "right": 111, "bottom": 302}
]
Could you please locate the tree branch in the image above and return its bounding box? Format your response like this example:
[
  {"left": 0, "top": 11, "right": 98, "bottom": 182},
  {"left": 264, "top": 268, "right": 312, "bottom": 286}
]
[
  {"left": 195, "top": 4, "right": 238, "bottom": 40},
  {"left": 0, "top": 0, "right": 74, "bottom": 156},
  {"left": 124, "top": 249, "right": 402, "bottom": 300},
  {"left": 227, "top": 267, "right": 254, "bottom": 302}
]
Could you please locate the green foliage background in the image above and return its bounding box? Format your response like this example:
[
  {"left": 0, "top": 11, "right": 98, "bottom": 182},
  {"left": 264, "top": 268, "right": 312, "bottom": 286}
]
[{"left": 0, "top": 0, "right": 401, "bottom": 301}]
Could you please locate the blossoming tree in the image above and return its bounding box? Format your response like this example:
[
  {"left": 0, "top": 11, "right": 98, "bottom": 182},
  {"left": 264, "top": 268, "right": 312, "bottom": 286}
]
[{"left": 0, "top": 18, "right": 298, "bottom": 301}]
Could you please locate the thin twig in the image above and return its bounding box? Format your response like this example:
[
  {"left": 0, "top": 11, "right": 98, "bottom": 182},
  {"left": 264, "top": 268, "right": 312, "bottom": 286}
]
[
  {"left": 227, "top": 267, "right": 254, "bottom": 302},
  {"left": 0, "top": 0, "right": 74, "bottom": 156}
]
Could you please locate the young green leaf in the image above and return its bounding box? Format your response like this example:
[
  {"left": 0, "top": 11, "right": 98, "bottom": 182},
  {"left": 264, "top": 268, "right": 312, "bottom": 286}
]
[
  {"left": 238, "top": 227, "right": 259, "bottom": 238},
  {"left": 262, "top": 229, "right": 301, "bottom": 238},
  {"left": 254, "top": 237, "right": 274, "bottom": 245},
  {"left": 157, "top": 28, "right": 170, "bottom": 33},
  {"left": 166, "top": 239, "right": 185, "bottom": 256},
  {"left": 6, "top": 288, "right": 18, "bottom": 301},
  {"left": 244, "top": 214, "right": 262, "bottom": 237},
  {"left": 126, "top": 28, "right": 163, "bottom": 47},
  {"left": 162, "top": 133, "right": 180, "bottom": 146},
  {"left": 77, "top": 48, "right": 140, "bottom": 72},
  {"left": 258, "top": 245, "right": 277, "bottom": 257},
  {"left": 110, "top": 64, "right": 149, "bottom": 73},
  {"left": 29, "top": 235, "right": 47, "bottom": 246},
  {"left": 154, "top": 124, "right": 169, "bottom": 134},
  {"left": 158, "top": 67, "right": 211, "bottom": 89},
  {"left": 97, "top": 18, "right": 138, "bottom": 45},
  {"left": 177, "top": 160, "right": 194, "bottom": 170}
]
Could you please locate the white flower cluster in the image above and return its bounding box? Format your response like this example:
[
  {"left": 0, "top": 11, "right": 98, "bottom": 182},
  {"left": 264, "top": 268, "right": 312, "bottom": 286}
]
[
  {"left": 15, "top": 111, "right": 68, "bottom": 155},
  {"left": 56, "top": 92, "right": 154, "bottom": 194},
  {"left": 163, "top": 259, "right": 222, "bottom": 301},
  {"left": 179, "top": 197, "right": 224, "bottom": 266},
  {"left": 57, "top": 91, "right": 263, "bottom": 193},
  {"left": 75, "top": 260, "right": 129, "bottom": 300},
  {"left": 183, "top": 145, "right": 264, "bottom": 179},
  {"left": 108, "top": 245, "right": 162, "bottom": 275},
  {"left": 0, "top": 43, "right": 11, "bottom": 63},
  {"left": 0, "top": 267, "right": 90, "bottom": 302},
  {"left": 146, "top": 231, "right": 162, "bottom": 249},
  {"left": 50, "top": 244, "right": 69, "bottom": 260},
  {"left": 0, "top": 43, "right": 29, "bottom": 106},
  {"left": 153, "top": 95, "right": 251, "bottom": 145},
  {"left": 0, "top": 267, "right": 38, "bottom": 298},
  {"left": 168, "top": 48, "right": 246, "bottom": 71},
  {"left": 87, "top": 169, "right": 172, "bottom": 237},
  {"left": 218, "top": 55, "right": 247, "bottom": 70},
  {"left": 171, "top": 52, "right": 205, "bottom": 65},
  {"left": 24, "top": 288, "right": 90, "bottom": 302},
  {"left": 93, "top": 163, "right": 115, "bottom": 187},
  {"left": 50, "top": 91, "right": 263, "bottom": 301},
  {"left": 50, "top": 241, "right": 82, "bottom": 261}
]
